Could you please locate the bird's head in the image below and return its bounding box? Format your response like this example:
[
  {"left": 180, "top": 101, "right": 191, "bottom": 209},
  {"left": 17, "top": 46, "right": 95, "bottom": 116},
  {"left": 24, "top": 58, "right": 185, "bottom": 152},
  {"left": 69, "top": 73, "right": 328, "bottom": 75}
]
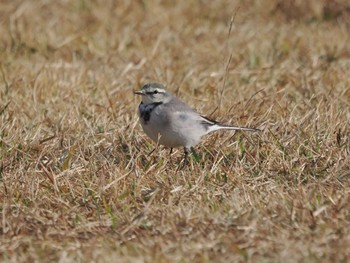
[{"left": 134, "top": 83, "right": 171, "bottom": 104}]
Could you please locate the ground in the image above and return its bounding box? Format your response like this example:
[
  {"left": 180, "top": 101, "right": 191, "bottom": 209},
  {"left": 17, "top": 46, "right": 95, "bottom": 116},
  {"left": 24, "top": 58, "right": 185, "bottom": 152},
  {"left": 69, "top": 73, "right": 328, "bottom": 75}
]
[{"left": 0, "top": 0, "right": 350, "bottom": 262}]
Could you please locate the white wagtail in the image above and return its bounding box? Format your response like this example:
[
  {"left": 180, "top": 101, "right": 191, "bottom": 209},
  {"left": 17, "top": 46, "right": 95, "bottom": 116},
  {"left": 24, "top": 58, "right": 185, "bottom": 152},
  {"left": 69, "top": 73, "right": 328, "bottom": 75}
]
[{"left": 134, "top": 83, "right": 259, "bottom": 162}]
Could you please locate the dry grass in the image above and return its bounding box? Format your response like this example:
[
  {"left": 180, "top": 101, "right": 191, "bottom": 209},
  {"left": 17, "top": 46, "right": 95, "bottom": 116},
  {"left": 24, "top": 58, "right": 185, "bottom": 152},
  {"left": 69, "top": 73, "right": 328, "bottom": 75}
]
[{"left": 1, "top": 0, "right": 350, "bottom": 262}]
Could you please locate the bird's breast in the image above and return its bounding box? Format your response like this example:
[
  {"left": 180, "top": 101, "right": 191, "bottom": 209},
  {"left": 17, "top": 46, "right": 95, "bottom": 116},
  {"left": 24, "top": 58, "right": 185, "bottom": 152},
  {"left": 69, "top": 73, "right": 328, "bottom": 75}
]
[{"left": 138, "top": 102, "right": 163, "bottom": 124}]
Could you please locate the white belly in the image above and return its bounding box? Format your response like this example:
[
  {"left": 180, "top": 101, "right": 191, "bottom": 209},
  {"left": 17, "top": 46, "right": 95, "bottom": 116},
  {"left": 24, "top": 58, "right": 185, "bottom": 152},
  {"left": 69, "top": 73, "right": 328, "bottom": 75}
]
[
  {"left": 141, "top": 116, "right": 189, "bottom": 148},
  {"left": 139, "top": 105, "right": 202, "bottom": 148}
]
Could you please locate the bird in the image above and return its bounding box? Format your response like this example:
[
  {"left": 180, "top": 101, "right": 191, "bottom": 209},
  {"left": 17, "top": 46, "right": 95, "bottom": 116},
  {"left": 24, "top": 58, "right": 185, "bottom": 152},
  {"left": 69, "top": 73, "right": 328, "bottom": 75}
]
[{"left": 134, "top": 82, "right": 259, "bottom": 164}]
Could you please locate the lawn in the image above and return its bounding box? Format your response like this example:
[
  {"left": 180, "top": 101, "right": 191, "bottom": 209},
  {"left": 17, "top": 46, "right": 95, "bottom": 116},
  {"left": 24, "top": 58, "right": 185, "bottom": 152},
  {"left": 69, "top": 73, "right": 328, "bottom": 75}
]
[{"left": 0, "top": 0, "right": 349, "bottom": 262}]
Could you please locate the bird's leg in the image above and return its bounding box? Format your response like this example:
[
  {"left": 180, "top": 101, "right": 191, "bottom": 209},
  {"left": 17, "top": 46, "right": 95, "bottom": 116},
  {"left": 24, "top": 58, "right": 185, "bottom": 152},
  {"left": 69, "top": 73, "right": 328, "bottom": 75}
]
[
  {"left": 177, "top": 147, "right": 189, "bottom": 169},
  {"left": 190, "top": 147, "right": 200, "bottom": 162},
  {"left": 179, "top": 147, "right": 199, "bottom": 170},
  {"left": 169, "top": 148, "right": 173, "bottom": 165},
  {"left": 184, "top": 147, "right": 190, "bottom": 165},
  {"left": 147, "top": 147, "right": 156, "bottom": 157}
]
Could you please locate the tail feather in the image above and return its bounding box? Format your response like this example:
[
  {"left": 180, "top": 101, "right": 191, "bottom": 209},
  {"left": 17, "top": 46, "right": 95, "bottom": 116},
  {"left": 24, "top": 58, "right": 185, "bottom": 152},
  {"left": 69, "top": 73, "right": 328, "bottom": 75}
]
[
  {"left": 200, "top": 115, "right": 260, "bottom": 133},
  {"left": 207, "top": 124, "right": 260, "bottom": 133}
]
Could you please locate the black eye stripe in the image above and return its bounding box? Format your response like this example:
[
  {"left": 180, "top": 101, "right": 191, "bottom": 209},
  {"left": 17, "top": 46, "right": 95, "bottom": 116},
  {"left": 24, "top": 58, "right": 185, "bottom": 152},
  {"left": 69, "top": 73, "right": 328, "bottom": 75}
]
[{"left": 146, "top": 90, "right": 162, "bottom": 95}]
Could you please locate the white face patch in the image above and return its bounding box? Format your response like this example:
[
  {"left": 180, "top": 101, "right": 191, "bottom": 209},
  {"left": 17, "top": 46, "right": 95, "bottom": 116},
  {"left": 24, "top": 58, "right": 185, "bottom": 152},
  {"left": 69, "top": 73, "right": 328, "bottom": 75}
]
[{"left": 142, "top": 89, "right": 169, "bottom": 104}]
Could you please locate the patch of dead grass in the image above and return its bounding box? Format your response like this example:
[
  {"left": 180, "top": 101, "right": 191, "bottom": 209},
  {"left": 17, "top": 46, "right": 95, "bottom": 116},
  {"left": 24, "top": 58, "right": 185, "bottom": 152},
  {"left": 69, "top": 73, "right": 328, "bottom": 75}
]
[{"left": 1, "top": 0, "right": 350, "bottom": 262}]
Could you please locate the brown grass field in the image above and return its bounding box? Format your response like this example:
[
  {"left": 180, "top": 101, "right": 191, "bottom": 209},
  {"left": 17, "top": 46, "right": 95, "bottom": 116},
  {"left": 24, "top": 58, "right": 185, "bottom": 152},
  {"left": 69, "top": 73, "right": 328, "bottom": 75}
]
[{"left": 1, "top": 0, "right": 350, "bottom": 262}]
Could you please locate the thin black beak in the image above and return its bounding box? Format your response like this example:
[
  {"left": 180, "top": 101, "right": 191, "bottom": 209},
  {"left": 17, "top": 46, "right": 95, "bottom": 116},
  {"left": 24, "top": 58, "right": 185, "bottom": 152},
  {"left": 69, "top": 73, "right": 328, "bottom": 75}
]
[{"left": 134, "top": 90, "right": 144, "bottom": 95}]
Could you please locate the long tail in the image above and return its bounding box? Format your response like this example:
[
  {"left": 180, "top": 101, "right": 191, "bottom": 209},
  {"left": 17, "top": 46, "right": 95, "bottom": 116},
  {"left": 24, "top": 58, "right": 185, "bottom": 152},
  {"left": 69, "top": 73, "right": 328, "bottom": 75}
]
[
  {"left": 208, "top": 124, "right": 260, "bottom": 133},
  {"left": 201, "top": 115, "right": 260, "bottom": 133}
]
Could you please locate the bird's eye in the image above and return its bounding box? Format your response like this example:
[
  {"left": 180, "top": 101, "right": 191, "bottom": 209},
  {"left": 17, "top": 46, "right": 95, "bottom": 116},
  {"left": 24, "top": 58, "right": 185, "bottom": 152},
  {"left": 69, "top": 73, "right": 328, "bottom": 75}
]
[{"left": 153, "top": 90, "right": 159, "bottom": 94}]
